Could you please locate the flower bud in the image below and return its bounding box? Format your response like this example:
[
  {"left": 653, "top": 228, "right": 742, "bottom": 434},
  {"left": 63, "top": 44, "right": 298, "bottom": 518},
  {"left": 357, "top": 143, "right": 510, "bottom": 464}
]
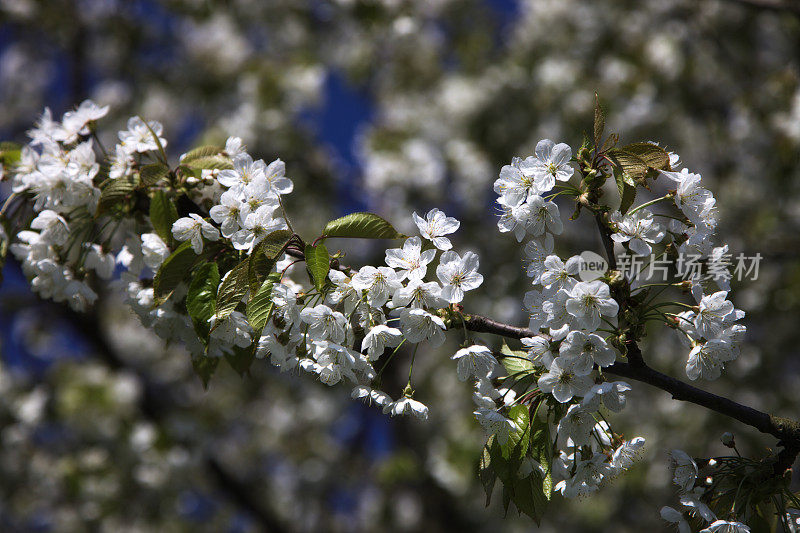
[{"left": 721, "top": 432, "right": 736, "bottom": 448}]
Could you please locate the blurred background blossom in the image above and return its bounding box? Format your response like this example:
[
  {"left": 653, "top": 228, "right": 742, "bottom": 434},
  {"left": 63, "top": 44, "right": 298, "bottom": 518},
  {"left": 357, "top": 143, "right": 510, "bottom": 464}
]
[{"left": 1, "top": 0, "right": 799, "bottom": 530}]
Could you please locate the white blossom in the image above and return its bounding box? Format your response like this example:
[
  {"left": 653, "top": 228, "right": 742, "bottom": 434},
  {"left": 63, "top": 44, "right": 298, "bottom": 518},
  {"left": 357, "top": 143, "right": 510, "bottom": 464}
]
[
  {"left": 611, "top": 437, "right": 645, "bottom": 470},
  {"left": 399, "top": 308, "right": 446, "bottom": 347},
  {"left": 527, "top": 194, "right": 563, "bottom": 235},
  {"left": 391, "top": 279, "right": 445, "bottom": 309},
  {"left": 172, "top": 214, "right": 220, "bottom": 254},
  {"left": 661, "top": 506, "right": 691, "bottom": 533},
  {"left": 352, "top": 266, "right": 403, "bottom": 308},
  {"left": 30, "top": 210, "right": 69, "bottom": 246},
  {"left": 384, "top": 397, "right": 429, "bottom": 420},
  {"left": 581, "top": 381, "right": 631, "bottom": 412},
  {"left": 524, "top": 289, "right": 550, "bottom": 331},
  {"left": 118, "top": 116, "right": 167, "bottom": 154},
  {"left": 140, "top": 233, "right": 170, "bottom": 271},
  {"left": 299, "top": 304, "right": 348, "bottom": 344},
  {"left": 217, "top": 153, "right": 265, "bottom": 190},
  {"left": 451, "top": 344, "right": 495, "bottom": 381},
  {"left": 231, "top": 204, "right": 286, "bottom": 252},
  {"left": 436, "top": 250, "right": 483, "bottom": 303},
  {"left": 412, "top": 208, "right": 460, "bottom": 250},
  {"left": 209, "top": 189, "right": 245, "bottom": 238},
  {"left": 327, "top": 270, "right": 360, "bottom": 314},
  {"left": 54, "top": 99, "right": 109, "bottom": 143},
  {"left": 474, "top": 408, "right": 517, "bottom": 444},
  {"left": 538, "top": 356, "right": 594, "bottom": 403},
  {"left": 361, "top": 325, "right": 403, "bottom": 361},
  {"left": 686, "top": 339, "right": 736, "bottom": 381},
  {"left": 224, "top": 136, "right": 245, "bottom": 158},
  {"left": 384, "top": 236, "right": 435, "bottom": 281},
  {"left": 523, "top": 139, "right": 574, "bottom": 189},
  {"left": 557, "top": 404, "right": 597, "bottom": 447},
  {"left": 84, "top": 244, "right": 116, "bottom": 279},
  {"left": 540, "top": 254, "right": 581, "bottom": 291},
  {"left": 559, "top": 330, "right": 617, "bottom": 374},
  {"left": 523, "top": 235, "right": 554, "bottom": 283},
  {"left": 493, "top": 160, "right": 536, "bottom": 206},
  {"left": 680, "top": 495, "right": 716, "bottom": 523},
  {"left": 695, "top": 291, "right": 735, "bottom": 339},
  {"left": 495, "top": 195, "right": 533, "bottom": 242},
  {"left": 564, "top": 281, "right": 619, "bottom": 332},
  {"left": 263, "top": 158, "right": 293, "bottom": 195},
  {"left": 610, "top": 209, "right": 665, "bottom": 256},
  {"left": 700, "top": 520, "right": 750, "bottom": 533},
  {"left": 63, "top": 280, "right": 98, "bottom": 312},
  {"left": 520, "top": 336, "right": 554, "bottom": 368},
  {"left": 669, "top": 449, "right": 698, "bottom": 493}
]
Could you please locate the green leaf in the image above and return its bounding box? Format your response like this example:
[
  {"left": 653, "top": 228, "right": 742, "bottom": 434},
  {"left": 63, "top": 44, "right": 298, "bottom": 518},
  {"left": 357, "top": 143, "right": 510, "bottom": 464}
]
[
  {"left": 529, "top": 406, "right": 554, "bottom": 501},
  {"left": 504, "top": 404, "right": 531, "bottom": 459},
  {"left": 621, "top": 142, "right": 671, "bottom": 170},
  {"left": 149, "top": 190, "right": 179, "bottom": 243},
  {"left": 600, "top": 133, "right": 619, "bottom": 153},
  {"left": 593, "top": 93, "right": 605, "bottom": 148},
  {"left": 247, "top": 272, "right": 282, "bottom": 333},
  {"left": 607, "top": 142, "right": 670, "bottom": 184},
  {"left": 96, "top": 174, "right": 140, "bottom": 217},
  {"left": 0, "top": 219, "right": 9, "bottom": 286},
  {"left": 507, "top": 403, "right": 552, "bottom": 525},
  {"left": 153, "top": 241, "right": 198, "bottom": 302},
  {"left": 510, "top": 471, "right": 550, "bottom": 525},
  {"left": 0, "top": 141, "right": 21, "bottom": 166},
  {"left": 614, "top": 166, "right": 637, "bottom": 215},
  {"left": 191, "top": 355, "right": 219, "bottom": 389},
  {"left": 248, "top": 250, "right": 276, "bottom": 294},
  {"left": 501, "top": 341, "right": 534, "bottom": 377},
  {"left": 323, "top": 212, "right": 405, "bottom": 240},
  {"left": 181, "top": 145, "right": 222, "bottom": 163},
  {"left": 225, "top": 344, "right": 256, "bottom": 376},
  {"left": 256, "top": 229, "right": 294, "bottom": 258},
  {"left": 185, "top": 155, "right": 233, "bottom": 171},
  {"left": 304, "top": 243, "right": 330, "bottom": 292},
  {"left": 488, "top": 436, "right": 515, "bottom": 484},
  {"left": 479, "top": 437, "right": 498, "bottom": 506},
  {"left": 247, "top": 230, "right": 293, "bottom": 292},
  {"left": 186, "top": 262, "right": 220, "bottom": 341},
  {"left": 140, "top": 162, "right": 170, "bottom": 186},
  {"left": 214, "top": 258, "right": 250, "bottom": 322}
]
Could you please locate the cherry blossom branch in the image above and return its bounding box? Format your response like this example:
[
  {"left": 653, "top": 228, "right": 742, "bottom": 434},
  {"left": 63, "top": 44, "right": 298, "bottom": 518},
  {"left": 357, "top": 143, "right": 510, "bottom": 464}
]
[
  {"left": 460, "top": 313, "right": 541, "bottom": 340},
  {"left": 274, "top": 215, "right": 800, "bottom": 473},
  {"left": 594, "top": 212, "right": 617, "bottom": 270},
  {"left": 459, "top": 311, "right": 800, "bottom": 473}
]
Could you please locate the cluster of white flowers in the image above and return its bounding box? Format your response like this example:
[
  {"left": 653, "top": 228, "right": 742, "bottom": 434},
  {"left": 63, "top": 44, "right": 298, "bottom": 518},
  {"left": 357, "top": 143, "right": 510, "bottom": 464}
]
[
  {"left": 2, "top": 104, "right": 768, "bottom": 526},
  {"left": 260, "top": 207, "right": 484, "bottom": 419},
  {"left": 660, "top": 450, "right": 751, "bottom": 532},
  {"left": 655, "top": 162, "right": 746, "bottom": 382},
  {"left": 490, "top": 139, "right": 646, "bottom": 498},
  {"left": 106, "top": 136, "right": 277, "bottom": 363},
  {"left": 9, "top": 101, "right": 116, "bottom": 311},
  {"left": 3, "top": 104, "right": 491, "bottom": 420}
]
